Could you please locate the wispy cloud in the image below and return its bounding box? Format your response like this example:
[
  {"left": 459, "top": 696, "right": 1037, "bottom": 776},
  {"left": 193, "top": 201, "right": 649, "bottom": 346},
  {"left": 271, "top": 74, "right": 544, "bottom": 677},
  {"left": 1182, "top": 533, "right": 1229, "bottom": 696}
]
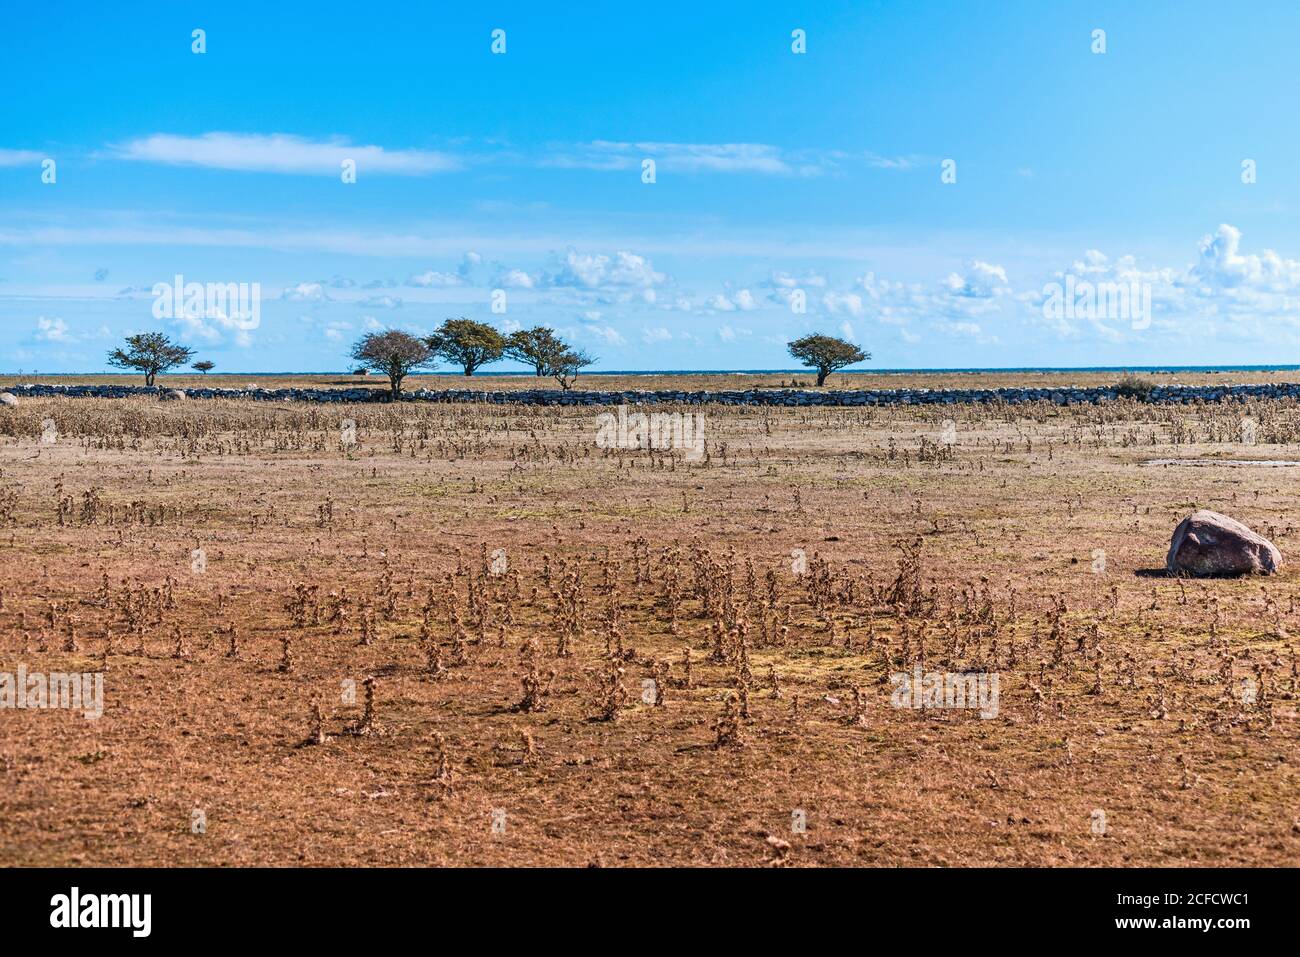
[
  {"left": 544, "top": 141, "right": 796, "bottom": 175},
  {"left": 0, "top": 148, "right": 43, "bottom": 167},
  {"left": 106, "top": 133, "right": 461, "bottom": 176}
]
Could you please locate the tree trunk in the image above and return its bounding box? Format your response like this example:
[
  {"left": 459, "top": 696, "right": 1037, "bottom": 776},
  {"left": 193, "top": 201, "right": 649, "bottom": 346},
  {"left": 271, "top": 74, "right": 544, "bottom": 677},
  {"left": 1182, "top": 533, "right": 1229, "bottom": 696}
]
[
  {"left": 146, "top": 372, "right": 156, "bottom": 387},
  {"left": 816, "top": 369, "right": 828, "bottom": 387},
  {"left": 390, "top": 374, "right": 401, "bottom": 399}
]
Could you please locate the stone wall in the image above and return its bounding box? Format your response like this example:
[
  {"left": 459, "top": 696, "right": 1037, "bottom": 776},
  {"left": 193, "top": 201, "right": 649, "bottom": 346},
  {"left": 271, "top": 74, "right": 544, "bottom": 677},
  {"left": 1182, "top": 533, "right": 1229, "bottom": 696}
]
[{"left": 7, "top": 381, "right": 1300, "bottom": 407}]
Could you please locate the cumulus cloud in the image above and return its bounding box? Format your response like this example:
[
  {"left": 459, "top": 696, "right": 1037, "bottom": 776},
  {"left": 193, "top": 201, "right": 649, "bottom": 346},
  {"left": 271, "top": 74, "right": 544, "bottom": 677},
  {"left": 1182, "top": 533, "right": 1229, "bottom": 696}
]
[
  {"left": 458, "top": 251, "right": 482, "bottom": 279},
  {"left": 942, "top": 260, "right": 1010, "bottom": 299},
  {"left": 823, "top": 291, "right": 865, "bottom": 317},
  {"left": 586, "top": 325, "right": 626, "bottom": 346},
  {"left": 280, "top": 281, "right": 329, "bottom": 302},
  {"left": 35, "top": 316, "right": 74, "bottom": 342},
  {"left": 767, "top": 270, "right": 827, "bottom": 289},
  {"left": 707, "top": 288, "right": 759, "bottom": 312},
  {"left": 406, "top": 269, "right": 465, "bottom": 288},
  {"left": 172, "top": 308, "right": 258, "bottom": 347},
  {"left": 1186, "top": 223, "right": 1300, "bottom": 293},
  {"left": 494, "top": 268, "right": 537, "bottom": 289},
  {"left": 548, "top": 249, "right": 666, "bottom": 289},
  {"left": 1032, "top": 224, "right": 1300, "bottom": 343}
]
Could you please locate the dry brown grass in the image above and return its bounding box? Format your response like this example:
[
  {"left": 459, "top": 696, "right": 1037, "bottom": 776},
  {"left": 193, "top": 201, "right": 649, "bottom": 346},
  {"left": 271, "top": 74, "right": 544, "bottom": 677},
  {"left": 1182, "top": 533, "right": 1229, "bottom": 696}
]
[
  {"left": 1, "top": 392, "right": 1298, "bottom": 866},
  {"left": 9, "top": 367, "right": 1300, "bottom": 394}
]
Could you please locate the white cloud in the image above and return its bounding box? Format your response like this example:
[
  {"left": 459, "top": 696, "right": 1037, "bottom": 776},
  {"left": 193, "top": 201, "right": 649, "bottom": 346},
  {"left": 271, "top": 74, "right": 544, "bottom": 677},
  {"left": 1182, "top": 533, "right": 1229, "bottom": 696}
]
[
  {"left": 107, "top": 133, "right": 461, "bottom": 176},
  {"left": 768, "top": 270, "right": 827, "bottom": 289},
  {"left": 707, "top": 288, "right": 759, "bottom": 312},
  {"left": 1187, "top": 223, "right": 1300, "bottom": 293},
  {"left": 495, "top": 268, "right": 536, "bottom": 289},
  {"left": 0, "top": 148, "right": 43, "bottom": 167},
  {"left": 642, "top": 326, "right": 672, "bottom": 344},
  {"left": 281, "top": 281, "right": 329, "bottom": 302},
  {"left": 406, "top": 270, "right": 465, "bottom": 288},
  {"left": 35, "top": 316, "right": 74, "bottom": 342},
  {"left": 942, "top": 260, "right": 1010, "bottom": 299},
  {"left": 458, "top": 251, "right": 482, "bottom": 279},
  {"left": 549, "top": 249, "right": 666, "bottom": 289},
  {"left": 823, "top": 291, "right": 865, "bottom": 317},
  {"left": 546, "top": 141, "right": 794, "bottom": 175},
  {"left": 586, "top": 326, "right": 626, "bottom": 346},
  {"left": 863, "top": 151, "right": 922, "bottom": 170},
  {"left": 359, "top": 294, "right": 402, "bottom": 309}
]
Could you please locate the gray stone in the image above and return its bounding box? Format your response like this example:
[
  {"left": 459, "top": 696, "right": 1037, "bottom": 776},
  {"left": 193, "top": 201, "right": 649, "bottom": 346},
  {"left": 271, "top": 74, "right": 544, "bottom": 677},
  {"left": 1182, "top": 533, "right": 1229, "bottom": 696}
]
[{"left": 1167, "top": 509, "right": 1281, "bottom": 577}]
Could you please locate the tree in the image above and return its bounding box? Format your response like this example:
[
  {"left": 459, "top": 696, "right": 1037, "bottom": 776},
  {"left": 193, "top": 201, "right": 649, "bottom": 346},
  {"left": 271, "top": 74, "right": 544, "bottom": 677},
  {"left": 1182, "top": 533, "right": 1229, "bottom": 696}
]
[
  {"left": 192, "top": 360, "right": 215, "bottom": 374},
  {"left": 107, "top": 332, "right": 195, "bottom": 387},
  {"left": 425, "top": 318, "right": 505, "bottom": 376},
  {"left": 787, "top": 334, "right": 869, "bottom": 386},
  {"left": 504, "top": 326, "right": 569, "bottom": 376},
  {"left": 349, "top": 329, "right": 435, "bottom": 398},
  {"left": 551, "top": 348, "right": 596, "bottom": 391}
]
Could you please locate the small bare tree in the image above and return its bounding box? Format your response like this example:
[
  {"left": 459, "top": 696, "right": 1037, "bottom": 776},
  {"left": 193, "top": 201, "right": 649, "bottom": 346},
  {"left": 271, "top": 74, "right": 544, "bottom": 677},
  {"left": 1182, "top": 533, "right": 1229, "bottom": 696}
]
[
  {"left": 349, "top": 330, "right": 435, "bottom": 398},
  {"left": 551, "top": 348, "right": 596, "bottom": 391}
]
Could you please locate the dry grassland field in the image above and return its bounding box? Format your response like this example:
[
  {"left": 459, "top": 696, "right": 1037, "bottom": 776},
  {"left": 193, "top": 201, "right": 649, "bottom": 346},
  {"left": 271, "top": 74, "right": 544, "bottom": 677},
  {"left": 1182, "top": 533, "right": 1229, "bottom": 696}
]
[
  {"left": 14, "top": 368, "right": 1300, "bottom": 394},
  {"left": 1, "top": 382, "right": 1297, "bottom": 867}
]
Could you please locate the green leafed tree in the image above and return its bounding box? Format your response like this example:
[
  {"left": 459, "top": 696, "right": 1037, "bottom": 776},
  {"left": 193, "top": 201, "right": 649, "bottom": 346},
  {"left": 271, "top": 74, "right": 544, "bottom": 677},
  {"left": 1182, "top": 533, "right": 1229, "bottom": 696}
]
[
  {"left": 424, "top": 318, "right": 505, "bottom": 376},
  {"left": 786, "top": 333, "right": 869, "bottom": 386},
  {"left": 349, "top": 329, "right": 435, "bottom": 398},
  {"left": 192, "top": 360, "right": 215, "bottom": 374},
  {"left": 504, "top": 326, "right": 569, "bottom": 376},
  {"left": 107, "top": 332, "right": 196, "bottom": 387}
]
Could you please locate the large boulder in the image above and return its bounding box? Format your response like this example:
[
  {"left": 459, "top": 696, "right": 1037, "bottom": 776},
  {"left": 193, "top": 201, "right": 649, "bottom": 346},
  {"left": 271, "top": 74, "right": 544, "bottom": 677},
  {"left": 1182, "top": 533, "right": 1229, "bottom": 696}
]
[
  {"left": 159, "top": 389, "right": 187, "bottom": 401},
  {"left": 0, "top": 392, "right": 17, "bottom": 407},
  {"left": 1167, "top": 509, "right": 1281, "bottom": 576}
]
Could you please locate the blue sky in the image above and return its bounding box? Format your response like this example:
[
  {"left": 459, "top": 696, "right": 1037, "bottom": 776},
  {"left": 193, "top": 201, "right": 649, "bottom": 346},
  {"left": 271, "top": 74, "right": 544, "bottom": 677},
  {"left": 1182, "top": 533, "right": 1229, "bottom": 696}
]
[{"left": 4, "top": 1, "right": 1300, "bottom": 372}]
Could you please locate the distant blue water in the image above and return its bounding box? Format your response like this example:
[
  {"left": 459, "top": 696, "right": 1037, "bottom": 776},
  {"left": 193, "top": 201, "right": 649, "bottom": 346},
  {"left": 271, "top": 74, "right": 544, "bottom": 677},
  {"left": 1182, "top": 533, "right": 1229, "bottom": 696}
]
[
  {"left": 10, "top": 366, "right": 1300, "bottom": 376},
  {"left": 10, "top": 366, "right": 1300, "bottom": 377}
]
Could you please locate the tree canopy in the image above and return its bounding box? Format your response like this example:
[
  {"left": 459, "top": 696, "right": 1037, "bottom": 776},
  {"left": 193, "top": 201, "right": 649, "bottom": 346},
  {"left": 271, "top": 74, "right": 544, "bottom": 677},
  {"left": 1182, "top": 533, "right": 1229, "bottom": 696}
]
[
  {"left": 425, "top": 318, "right": 505, "bottom": 376},
  {"left": 504, "top": 326, "right": 569, "bottom": 377},
  {"left": 107, "top": 332, "right": 195, "bottom": 386},
  {"left": 786, "top": 334, "right": 869, "bottom": 386}
]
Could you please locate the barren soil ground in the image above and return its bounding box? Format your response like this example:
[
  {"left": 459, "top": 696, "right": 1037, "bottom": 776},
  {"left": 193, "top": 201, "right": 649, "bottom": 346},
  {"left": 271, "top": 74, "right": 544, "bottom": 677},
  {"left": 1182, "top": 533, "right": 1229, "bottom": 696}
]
[{"left": 1, "top": 391, "right": 1298, "bottom": 866}]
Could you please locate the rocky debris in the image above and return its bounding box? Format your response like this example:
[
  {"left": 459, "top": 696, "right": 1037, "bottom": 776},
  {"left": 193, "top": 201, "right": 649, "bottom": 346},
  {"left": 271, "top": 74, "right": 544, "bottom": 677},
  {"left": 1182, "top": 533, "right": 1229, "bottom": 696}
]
[
  {"left": 5, "top": 380, "right": 1300, "bottom": 409},
  {"left": 1167, "top": 509, "right": 1281, "bottom": 577},
  {"left": 0, "top": 392, "right": 17, "bottom": 407}
]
